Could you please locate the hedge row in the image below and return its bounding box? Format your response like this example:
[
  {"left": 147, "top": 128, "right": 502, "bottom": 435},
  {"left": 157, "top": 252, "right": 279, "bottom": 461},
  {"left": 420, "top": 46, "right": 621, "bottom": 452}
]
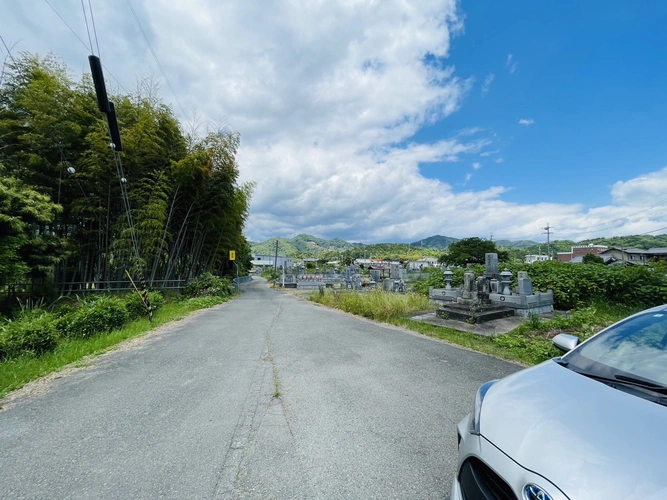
[
  {"left": 413, "top": 261, "right": 667, "bottom": 310},
  {"left": 0, "top": 292, "right": 163, "bottom": 361},
  {"left": 0, "top": 273, "right": 236, "bottom": 362}
]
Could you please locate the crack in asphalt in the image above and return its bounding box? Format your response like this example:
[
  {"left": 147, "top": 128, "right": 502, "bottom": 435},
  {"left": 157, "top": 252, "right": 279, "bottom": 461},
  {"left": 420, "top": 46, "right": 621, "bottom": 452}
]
[{"left": 212, "top": 295, "right": 291, "bottom": 499}]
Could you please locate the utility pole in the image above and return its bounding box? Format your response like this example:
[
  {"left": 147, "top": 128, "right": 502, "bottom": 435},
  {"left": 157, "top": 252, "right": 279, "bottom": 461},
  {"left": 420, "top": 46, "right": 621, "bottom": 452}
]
[
  {"left": 273, "top": 239, "right": 279, "bottom": 279},
  {"left": 489, "top": 233, "right": 493, "bottom": 243},
  {"left": 542, "top": 224, "right": 552, "bottom": 259}
]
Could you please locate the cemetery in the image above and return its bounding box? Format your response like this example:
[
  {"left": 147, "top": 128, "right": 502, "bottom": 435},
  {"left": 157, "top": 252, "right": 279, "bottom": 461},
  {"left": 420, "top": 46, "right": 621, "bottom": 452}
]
[{"left": 428, "top": 253, "right": 554, "bottom": 323}]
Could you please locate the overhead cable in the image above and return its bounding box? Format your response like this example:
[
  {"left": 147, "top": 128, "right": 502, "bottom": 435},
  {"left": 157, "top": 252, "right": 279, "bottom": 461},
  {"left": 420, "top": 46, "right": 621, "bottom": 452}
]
[
  {"left": 43, "top": 0, "right": 130, "bottom": 95},
  {"left": 125, "top": 0, "right": 187, "bottom": 117}
]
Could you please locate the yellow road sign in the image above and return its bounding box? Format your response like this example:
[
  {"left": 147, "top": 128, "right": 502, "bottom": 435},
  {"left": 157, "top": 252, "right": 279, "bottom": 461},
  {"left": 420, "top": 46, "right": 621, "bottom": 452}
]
[{"left": 229, "top": 250, "right": 236, "bottom": 261}]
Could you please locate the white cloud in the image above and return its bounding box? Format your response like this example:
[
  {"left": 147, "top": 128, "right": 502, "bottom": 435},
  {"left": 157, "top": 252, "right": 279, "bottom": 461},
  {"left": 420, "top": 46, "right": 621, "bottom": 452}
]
[
  {"left": 3, "top": 2, "right": 667, "bottom": 244},
  {"left": 611, "top": 167, "right": 667, "bottom": 206},
  {"left": 519, "top": 118, "right": 535, "bottom": 126},
  {"left": 506, "top": 53, "right": 518, "bottom": 74},
  {"left": 481, "top": 73, "right": 494, "bottom": 93},
  {"left": 472, "top": 162, "right": 481, "bottom": 170}
]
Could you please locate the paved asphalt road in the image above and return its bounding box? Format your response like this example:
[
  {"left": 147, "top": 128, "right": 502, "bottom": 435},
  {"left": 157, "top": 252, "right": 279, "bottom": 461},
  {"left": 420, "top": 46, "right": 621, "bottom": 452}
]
[{"left": 0, "top": 278, "right": 520, "bottom": 499}]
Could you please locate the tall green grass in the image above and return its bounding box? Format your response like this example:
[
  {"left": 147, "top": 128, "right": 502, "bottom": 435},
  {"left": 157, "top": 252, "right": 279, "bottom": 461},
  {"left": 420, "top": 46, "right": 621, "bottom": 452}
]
[
  {"left": 0, "top": 296, "right": 227, "bottom": 399},
  {"left": 308, "top": 291, "right": 644, "bottom": 366},
  {"left": 310, "top": 289, "right": 433, "bottom": 320}
]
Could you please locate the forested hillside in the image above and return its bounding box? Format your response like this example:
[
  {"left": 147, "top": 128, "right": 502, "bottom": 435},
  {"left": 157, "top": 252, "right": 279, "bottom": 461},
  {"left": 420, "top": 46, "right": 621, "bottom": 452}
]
[
  {"left": 250, "top": 234, "right": 363, "bottom": 256},
  {"left": 0, "top": 53, "right": 253, "bottom": 294}
]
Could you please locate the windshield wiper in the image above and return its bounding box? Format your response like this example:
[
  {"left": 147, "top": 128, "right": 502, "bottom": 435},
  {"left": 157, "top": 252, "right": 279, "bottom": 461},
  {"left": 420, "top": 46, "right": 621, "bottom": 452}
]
[
  {"left": 614, "top": 375, "right": 667, "bottom": 394},
  {"left": 574, "top": 370, "right": 667, "bottom": 395}
]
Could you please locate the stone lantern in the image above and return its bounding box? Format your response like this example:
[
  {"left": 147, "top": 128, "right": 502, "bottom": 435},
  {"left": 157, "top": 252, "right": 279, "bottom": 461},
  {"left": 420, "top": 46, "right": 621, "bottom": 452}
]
[
  {"left": 500, "top": 268, "right": 513, "bottom": 295},
  {"left": 444, "top": 268, "right": 454, "bottom": 290}
]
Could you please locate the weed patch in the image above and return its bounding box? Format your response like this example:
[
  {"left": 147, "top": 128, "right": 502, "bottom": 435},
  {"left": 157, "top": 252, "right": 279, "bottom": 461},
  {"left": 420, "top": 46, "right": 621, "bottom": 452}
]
[
  {"left": 0, "top": 295, "right": 229, "bottom": 398},
  {"left": 308, "top": 291, "right": 643, "bottom": 366}
]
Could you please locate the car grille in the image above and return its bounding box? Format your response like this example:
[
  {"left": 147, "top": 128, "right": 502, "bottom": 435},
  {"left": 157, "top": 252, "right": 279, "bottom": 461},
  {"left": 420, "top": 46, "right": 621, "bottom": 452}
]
[{"left": 459, "top": 457, "right": 517, "bottom": 500}]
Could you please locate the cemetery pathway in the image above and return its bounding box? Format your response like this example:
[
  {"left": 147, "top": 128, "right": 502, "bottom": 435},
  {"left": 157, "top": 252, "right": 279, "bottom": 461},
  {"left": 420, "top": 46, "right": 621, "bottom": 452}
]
[{"left": 0, "top": 277, "right": 520, "bottom": 499}]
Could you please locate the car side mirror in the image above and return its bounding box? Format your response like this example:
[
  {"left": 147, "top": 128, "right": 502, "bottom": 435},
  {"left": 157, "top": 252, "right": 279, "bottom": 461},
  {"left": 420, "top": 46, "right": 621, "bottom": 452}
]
[{"left": 552, "top": 333, "right": 580, "bottom": 353}]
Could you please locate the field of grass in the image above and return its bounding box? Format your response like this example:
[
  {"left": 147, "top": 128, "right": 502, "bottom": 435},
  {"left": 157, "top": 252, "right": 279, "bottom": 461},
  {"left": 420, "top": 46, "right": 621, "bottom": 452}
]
[
  {"left": 308, "top": 290, "right": 642, "bottom": 365},
  {"left": 0, "top": 296, "right": 227, "bottom": 399}
]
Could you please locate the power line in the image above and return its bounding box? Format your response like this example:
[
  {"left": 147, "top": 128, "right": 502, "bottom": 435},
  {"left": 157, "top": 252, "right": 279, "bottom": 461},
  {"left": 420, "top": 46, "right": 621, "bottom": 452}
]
[
  {"left": 0, "top": 34, "right": 18, "bottom": 66},
  {"left": 79, "top": 0, "right": 94, "bottom": 54},
  {"left": 565, "top": 197, "right": 667, "bottom": 237},
  {"left": 43, "top": 0, "right": 130, "bottom": 96},
  {"left": 87, "top": 0, "right": 101, "bottom": 58},
  {"left": 125, "top": 0, "right": 186, "bottom": 117}
]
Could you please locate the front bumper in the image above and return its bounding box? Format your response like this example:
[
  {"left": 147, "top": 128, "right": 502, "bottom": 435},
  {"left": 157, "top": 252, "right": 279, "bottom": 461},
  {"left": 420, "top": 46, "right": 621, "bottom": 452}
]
[{"left": 452, "top": 414, "right": 569, "bottom": 500}]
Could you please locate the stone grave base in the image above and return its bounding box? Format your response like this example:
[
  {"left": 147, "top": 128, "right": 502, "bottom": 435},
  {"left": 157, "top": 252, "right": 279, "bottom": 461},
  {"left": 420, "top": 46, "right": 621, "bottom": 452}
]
[{"left": 437, "top": 303, "right": 515, "bottom": 324}]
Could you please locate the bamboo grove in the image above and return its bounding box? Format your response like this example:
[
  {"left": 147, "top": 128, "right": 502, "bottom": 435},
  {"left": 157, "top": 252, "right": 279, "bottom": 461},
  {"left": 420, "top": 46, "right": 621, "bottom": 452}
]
[{"left": 0, "top": 53, "right": 254, "bottom": 296}]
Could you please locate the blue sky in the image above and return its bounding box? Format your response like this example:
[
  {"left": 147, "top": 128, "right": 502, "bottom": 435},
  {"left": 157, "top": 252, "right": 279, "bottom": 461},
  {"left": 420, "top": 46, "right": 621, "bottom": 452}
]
[
  {"left": 417, "top": 0, "right": 667, "bottom": 208},
  {"left": 3, "top": 0, "right": 667, "bottom": 243}
]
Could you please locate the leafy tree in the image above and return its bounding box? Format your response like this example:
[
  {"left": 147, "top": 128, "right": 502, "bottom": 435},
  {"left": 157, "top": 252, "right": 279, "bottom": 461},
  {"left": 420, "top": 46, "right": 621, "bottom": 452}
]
[
  {"left": 0, "top": 167, "right": 63, "bottom": 285},
  {"left": 0, "top": 53, "right": 253, "bottom": 303},
  {"left": 582, "top": 253, "right": 604, "bottom": 265},
  {"left": 441, "top": 237, "right": 508, "bottom": 266}
]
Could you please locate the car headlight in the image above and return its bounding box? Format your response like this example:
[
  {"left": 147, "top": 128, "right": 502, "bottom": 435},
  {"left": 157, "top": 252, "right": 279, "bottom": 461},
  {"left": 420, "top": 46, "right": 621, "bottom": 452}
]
[{"left": 469, "top": 380, "right": 497, "bottom": 435}]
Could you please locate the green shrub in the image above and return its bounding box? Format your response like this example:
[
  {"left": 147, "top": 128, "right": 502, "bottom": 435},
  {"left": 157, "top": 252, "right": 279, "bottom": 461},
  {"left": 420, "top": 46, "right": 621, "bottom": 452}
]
[
  {"left": 0, "top": 312, "right": 59, "bottom": 360},
  {"left": 182, "top": 273, "right": 234, "bottom": 298},
  {"left": 124, "top": 291, "right": 165, "bottom": 319},
  {"left": 182, "top": 296, "right": 227, "bottom": 308},
  {"left": 64, "top": 296, "right": 129, "bottom": 338}
]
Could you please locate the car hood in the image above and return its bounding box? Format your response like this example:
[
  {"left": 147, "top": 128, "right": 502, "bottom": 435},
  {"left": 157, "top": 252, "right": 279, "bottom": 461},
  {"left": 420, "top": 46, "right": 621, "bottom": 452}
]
[{"left": 481, "top": 360, "right": 667, "bottom": 500}]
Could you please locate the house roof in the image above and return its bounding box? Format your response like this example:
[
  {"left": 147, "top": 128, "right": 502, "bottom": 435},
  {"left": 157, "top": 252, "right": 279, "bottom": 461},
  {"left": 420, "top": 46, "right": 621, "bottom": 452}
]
[{"left": 602, "top": 247, "right": 647, "bottom": 254}]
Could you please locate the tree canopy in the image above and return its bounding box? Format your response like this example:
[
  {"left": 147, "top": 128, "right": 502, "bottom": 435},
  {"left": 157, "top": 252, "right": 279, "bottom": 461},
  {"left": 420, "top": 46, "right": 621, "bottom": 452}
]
[
  {"left": 439, "top": 237, "right": 508, "bottom": 266},
  {"left": 0, "top": 53, "right": 253, "bottom": 295}
]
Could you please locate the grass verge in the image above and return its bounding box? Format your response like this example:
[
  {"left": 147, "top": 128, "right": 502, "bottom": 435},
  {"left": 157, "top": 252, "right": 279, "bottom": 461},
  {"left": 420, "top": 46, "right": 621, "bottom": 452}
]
[
  {"left": 0, "top": 296, "right": 228, "bottom": 399},
  {"left": 308, "top": 290, "right": 642, "bottom": 366}
]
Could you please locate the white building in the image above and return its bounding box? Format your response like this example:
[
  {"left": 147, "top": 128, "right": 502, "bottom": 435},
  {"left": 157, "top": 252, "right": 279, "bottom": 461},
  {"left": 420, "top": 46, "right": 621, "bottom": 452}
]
[
  {"left": 407, "top": 257, "right": 439, "bottom": 270},
  {"left": 525, "top": 254, "right": 551, "bottom": 264}
]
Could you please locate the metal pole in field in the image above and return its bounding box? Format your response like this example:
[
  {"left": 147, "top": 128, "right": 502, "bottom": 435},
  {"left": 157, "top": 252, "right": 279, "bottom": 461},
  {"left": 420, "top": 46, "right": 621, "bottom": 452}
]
[{"left": 273, "top": 239, "right": 279, "bottom": 279}]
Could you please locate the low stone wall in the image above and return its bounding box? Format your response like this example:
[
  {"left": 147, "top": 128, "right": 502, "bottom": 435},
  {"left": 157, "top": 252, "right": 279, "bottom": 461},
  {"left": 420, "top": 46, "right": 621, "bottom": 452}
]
[
  {"left": 489, "top": 290, "right": 554, "bottom": 317},
  {"left": 429, "top": 287, "right": 462, "bottom": 303}
]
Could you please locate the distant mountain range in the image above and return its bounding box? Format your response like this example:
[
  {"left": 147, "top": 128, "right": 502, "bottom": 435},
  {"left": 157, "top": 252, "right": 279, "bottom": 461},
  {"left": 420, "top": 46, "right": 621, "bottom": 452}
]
[
  {"left": 250, "top": 233, "right": 667, "bottom": 258},
  {"left": 251, "top": 233, "right": 539, "bottom": 256},
  {"left": 250, "top": 234, "right": 364, "bottom": 256}
]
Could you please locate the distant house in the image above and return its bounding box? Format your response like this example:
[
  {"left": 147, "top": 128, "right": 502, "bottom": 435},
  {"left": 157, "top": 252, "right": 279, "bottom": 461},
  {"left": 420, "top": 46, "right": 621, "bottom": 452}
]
[
  {"left": 598, "top": 247, "right": 667, "bottom": 265},
  {"left": 407, "top": 257, "right": 438, "bottom": 270},
  {"left": 569, "top": 254, "right": 618, "bottom": 265},
  {"left": 252, "top": 254, "right": 294, "bottom": 269},
  {"left": 524, "top": 254, "right": 550, "bottom": 264},
  {"left": 557, "top": 244, "right": 608, "bottom": 263},
  {"left": 354, "top": 258, "right": 373, "bottom": 266}
]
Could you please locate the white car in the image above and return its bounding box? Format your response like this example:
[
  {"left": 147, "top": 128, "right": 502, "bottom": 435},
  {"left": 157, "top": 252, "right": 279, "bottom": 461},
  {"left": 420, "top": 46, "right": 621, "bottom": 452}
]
[{"left": 452, "top": 304, "right": 667, "bottom": 500}]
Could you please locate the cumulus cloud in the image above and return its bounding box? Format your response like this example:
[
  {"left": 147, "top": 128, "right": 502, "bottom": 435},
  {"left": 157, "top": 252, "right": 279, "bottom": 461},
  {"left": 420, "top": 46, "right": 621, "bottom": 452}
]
[
  {"left": 3, "top": 1, "right": 666, "bottom": 243},
  {"left": 611, "top": 167, "right": 667, "bottom": 206},
  {"left": 519, "top": 118, "right": 535, "bottom": 126},
  {"left": 482, "top": 73, "right": 494, "bottom": 93}
]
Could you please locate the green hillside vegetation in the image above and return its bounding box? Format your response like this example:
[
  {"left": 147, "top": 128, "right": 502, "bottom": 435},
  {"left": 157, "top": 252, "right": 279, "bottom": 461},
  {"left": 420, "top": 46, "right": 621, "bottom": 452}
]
[
  {"left": 408, "top": 235, "right": 459, "bottom": 250},
  {"left": 253, "top": 233, "right": 667, "bottom": 263},
  {"left": 494, "top": 239, "right": 539, "bottom": 249},
  {"left": 251, "top": 234, "right": 363, "bottom": 257}
]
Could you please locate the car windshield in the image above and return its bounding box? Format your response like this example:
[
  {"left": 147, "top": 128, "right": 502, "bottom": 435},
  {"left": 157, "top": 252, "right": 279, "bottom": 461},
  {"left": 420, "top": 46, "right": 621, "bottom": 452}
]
[{"left": 565, "top": 310, "right": 667, "bottom": 387}]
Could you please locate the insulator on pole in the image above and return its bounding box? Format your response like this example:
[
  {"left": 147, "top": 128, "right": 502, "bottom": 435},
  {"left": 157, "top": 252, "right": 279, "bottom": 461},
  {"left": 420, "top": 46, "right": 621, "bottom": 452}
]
[{"left": 107, "top": 102, "right": 123, "bottom": 151}]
